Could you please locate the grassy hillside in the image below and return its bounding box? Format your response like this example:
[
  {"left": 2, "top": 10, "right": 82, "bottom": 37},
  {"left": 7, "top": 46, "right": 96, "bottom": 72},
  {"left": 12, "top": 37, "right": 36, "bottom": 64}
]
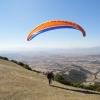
[{"left": 0, "top": 59, "right": 100, "bottom": 100}]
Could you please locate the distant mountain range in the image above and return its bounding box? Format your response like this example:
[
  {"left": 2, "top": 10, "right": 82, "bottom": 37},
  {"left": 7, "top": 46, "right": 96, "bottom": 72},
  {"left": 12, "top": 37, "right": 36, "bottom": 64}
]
[
  {"left": 0, "top": 46, "right": 100, "bottom": 54},
  {"left": 60, "top": 46, "right": 100, "bottom": 54}
]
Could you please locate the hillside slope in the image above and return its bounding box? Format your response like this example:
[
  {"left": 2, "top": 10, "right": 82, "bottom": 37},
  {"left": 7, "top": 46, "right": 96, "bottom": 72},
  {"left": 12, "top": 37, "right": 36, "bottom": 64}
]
[{"left": 0, "top": 59, "right": 100, "bottom": 100}]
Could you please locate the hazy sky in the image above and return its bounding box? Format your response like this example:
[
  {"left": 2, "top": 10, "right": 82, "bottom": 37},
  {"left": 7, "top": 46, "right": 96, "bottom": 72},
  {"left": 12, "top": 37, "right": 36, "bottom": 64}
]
[{"left": 0, "top": 0, "right": 100, "bottom": 51}]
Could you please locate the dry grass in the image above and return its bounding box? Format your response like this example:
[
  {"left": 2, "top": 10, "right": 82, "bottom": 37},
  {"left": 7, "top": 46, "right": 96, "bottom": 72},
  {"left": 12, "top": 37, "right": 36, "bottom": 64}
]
[{"left": 0, "top": 59, "right": 100, "bottom": 100}]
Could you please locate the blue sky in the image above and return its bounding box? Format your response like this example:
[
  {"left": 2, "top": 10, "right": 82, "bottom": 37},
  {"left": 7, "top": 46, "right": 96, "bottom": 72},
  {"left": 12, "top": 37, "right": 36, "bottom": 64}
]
[{"left": 0, "top": 0, "right": 100, "bottom": 51}]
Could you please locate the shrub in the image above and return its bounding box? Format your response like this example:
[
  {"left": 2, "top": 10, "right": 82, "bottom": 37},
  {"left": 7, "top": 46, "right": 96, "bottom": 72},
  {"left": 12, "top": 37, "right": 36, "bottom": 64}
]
[
  {"left": 23, "top": 64, "right": 32, "bottom": 71},
  {"left": 0, "top": 56, "right": 8, "bottom": 60},
  {"left": 32, "top": 70, "right": 40, "bottom": 73},
  {"left": 54, "top": 73, "right": 71, "bottom": 85},
  {"left": 10, "top": 60, "right": 18, "bottom": 64},
  {"left": 18, "top": 62, "right": 24, "bottom": 66},
  {"left": 95, "top": 86, "right": 100, "bottom": 92},
  {"left": 54, "top": 73, "right": 64, "bottom": 81},
  {"left": 3, "top": 57, "right": 8, "bottom": 60}
]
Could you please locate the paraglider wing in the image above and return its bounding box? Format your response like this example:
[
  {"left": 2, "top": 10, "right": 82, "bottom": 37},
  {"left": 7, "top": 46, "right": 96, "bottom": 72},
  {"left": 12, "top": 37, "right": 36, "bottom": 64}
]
[{"left": 27, "top": 20, "right": 86, "bottom": 41}]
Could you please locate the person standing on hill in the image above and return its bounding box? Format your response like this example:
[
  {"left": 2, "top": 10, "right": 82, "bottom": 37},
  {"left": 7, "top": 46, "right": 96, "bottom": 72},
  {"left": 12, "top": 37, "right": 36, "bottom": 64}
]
[{"left": 47, "top": 71, "right": 54, "bottom": 85}]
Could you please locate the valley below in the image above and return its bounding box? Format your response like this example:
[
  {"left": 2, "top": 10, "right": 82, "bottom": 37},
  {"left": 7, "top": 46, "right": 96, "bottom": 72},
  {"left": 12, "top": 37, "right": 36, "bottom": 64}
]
[{"left": 1, "top": 50, "right": 100, "bottom": 85}]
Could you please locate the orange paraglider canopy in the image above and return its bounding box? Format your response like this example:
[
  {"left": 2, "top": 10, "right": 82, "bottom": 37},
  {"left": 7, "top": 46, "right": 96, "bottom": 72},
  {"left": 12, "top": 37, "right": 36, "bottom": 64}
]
[{"left": 27, "top": 20, "right": 86, "bottom": 41}]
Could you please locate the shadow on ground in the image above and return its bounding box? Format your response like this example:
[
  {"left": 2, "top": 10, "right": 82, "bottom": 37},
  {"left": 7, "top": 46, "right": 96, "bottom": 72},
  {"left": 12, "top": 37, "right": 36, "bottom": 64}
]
[{"left": 50, "top": 85, "right": 100, "bottom": 95}]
